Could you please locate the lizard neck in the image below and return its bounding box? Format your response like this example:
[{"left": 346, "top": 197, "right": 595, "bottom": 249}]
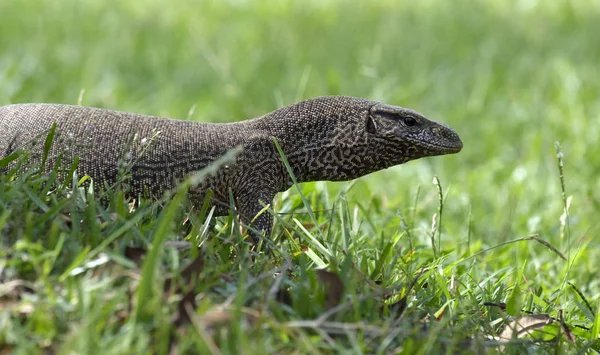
[{"left": 250, "top": 97, "right": 383, "bottom": 183}]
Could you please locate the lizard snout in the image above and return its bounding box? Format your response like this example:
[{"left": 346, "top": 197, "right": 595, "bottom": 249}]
[{"left": 430, "top": 124, "right": 463, "bottom": 153}]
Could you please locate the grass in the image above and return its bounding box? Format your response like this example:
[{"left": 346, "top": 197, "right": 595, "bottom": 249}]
[{"left": 1, "top": 0, "right": 600, "bottom": 353}]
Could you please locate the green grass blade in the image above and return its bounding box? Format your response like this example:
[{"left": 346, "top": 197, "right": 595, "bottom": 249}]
[{"left": 272, "top": 137, "right": 323, "bottom": 238}]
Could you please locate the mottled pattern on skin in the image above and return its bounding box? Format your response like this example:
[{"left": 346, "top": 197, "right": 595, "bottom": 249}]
[{"left": 0, "top": 96, "right": 463, "bottom": 236}]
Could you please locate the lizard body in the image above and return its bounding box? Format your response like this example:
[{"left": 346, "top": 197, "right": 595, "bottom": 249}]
[{"left": 0, "top": 96, "right": 462, "bottom": 236}]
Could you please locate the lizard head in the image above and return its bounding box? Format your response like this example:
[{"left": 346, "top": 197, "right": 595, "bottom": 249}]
[
  {"left": 267, "top": 96, "right": 462, "bottom": 183},
  {"left": 363, "top": 102, "right": 463, "bottom": 163}
]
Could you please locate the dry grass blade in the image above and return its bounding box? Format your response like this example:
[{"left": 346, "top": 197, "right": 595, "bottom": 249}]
[
  {"left": 0, "top": 280, "right": 36, "bottom": 315},
  {"left": 0, "top": 279, "right": 35, "bottom": 298},
  {"left": 164, "top": 241, "right": 193, "bottom": 250},
  {"left": 171, "top": 288, "right": 198, "bottom": 327},
  {"left": 499, "top": 314, "right": 553, "bottom": 342},
  {"left": 559, "top": 310, "right": 576, "bottom": 344},
  {"left": 185, "top": 305, "right": 260, "bottom": 337}
]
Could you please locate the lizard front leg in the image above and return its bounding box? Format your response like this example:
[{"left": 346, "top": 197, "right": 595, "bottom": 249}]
[{"left": 236, "top": 190, "right": 276, "bottom": 240}]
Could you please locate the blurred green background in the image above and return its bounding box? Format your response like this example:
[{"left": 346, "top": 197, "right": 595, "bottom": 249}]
[{"left": 1, "top": 0, "right": 599, "bottom": 260}]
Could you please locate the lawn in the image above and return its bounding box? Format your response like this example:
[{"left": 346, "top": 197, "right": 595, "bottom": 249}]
[{"left": 1, "top": 0, "right": 600, "bottom": 353}]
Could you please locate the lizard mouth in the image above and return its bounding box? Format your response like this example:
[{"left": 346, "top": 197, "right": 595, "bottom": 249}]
[
  {"left": 406, "top": 136, "right": 463, "bottom": 154},
  {"left": 427, "top": 129, "right": 463, "bottom": 153},
  {"left": 440, "top": 139, "right": 463, "bottom": 153}
]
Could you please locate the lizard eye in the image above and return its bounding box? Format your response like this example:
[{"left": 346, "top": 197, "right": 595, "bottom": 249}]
[{"left": 404, "top": 116, "right": 417, "bottom": 126}]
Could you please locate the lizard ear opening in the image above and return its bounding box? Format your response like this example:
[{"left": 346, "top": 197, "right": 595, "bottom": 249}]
[{"left": 366, "top": 115, "right": 378, "bottom": 134}]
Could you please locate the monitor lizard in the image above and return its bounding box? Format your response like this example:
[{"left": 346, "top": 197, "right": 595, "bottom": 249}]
[{"left": 0, "top": 96, "right": 463, "bottom": 237}]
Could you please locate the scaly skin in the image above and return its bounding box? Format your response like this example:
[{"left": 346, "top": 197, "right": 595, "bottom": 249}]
[{"left": 0, "top": 96, "right": 463, "bottom": 236}]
